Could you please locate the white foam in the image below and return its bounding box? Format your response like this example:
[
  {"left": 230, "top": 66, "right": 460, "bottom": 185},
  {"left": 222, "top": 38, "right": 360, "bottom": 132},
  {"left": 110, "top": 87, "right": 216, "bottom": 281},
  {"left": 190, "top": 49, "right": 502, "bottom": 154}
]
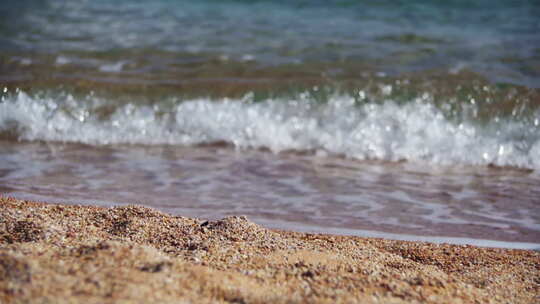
[
  {"left": 55, "top": 55, "right": 71, "bottom": 65},
  {"left": 99, "top": 61, "right": 127, "bottom": 72},
  {"left": 1, "top": 91, "right": 539, "bottom": 169}
]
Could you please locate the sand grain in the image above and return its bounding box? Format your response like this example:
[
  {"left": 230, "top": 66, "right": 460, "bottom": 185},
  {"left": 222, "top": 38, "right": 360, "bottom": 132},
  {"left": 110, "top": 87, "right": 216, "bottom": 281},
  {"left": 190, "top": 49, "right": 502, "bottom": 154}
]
[{"left": 1, "top": 197, "right": 538, "bottom": 303}]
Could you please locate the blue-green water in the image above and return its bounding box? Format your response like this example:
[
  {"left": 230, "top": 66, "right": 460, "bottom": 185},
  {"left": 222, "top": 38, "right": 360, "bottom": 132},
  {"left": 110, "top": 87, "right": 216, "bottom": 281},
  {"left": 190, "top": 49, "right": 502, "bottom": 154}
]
[{"left": 1, "top": 0, "right": 539, "bottom": 86}]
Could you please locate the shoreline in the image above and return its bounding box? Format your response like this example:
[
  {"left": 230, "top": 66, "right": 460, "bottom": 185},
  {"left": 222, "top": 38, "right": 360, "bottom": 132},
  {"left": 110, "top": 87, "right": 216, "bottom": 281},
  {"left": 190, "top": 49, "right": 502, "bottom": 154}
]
[
  {"left": 6, "top": 191, "right": 540, "bottom": 249},
  {"left": 1, "top": 196, "right": 539, "bottom": 303},
  {"left": 256, "top": 218, "right": 540, "bottom": 251}
]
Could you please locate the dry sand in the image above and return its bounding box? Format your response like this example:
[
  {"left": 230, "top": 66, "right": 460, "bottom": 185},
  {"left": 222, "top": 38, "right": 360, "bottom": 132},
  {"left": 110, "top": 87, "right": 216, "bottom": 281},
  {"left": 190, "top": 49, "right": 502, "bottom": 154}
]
[{"left": 0, "top": 196, "right": 538, "bottom": 303}]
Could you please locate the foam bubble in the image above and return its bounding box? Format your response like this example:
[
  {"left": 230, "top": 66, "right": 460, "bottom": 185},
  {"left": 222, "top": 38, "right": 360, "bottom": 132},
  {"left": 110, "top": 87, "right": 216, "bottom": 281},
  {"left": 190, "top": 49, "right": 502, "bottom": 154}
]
[
  {"left": 99, "top": 61, "right": 127, "bottom": 72},
  {"left": 1, "top": 91, "right": 539, "bottom": 169},
  {"left": 55, "top": 55, "right": 71, "bottom": 65}
]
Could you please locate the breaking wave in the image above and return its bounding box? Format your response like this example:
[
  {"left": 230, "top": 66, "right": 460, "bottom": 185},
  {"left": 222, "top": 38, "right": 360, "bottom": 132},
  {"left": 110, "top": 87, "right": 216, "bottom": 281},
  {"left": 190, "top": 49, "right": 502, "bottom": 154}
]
[{"left": 1, "top": 91, "right": 539, "bottom": 169}]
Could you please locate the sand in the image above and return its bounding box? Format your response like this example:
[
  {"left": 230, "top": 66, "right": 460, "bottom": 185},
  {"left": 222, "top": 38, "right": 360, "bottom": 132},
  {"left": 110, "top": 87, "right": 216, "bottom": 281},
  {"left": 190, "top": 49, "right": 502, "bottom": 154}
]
[{"left": 0, "top": 196, "right": 538, "bottom": 303}]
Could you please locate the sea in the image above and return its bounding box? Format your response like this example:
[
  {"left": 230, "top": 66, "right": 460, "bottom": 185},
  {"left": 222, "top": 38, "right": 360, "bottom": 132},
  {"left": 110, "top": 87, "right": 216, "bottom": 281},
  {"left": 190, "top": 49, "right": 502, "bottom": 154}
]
[{"left": 1, "top": 0, "right": 539, "bottom": 249}]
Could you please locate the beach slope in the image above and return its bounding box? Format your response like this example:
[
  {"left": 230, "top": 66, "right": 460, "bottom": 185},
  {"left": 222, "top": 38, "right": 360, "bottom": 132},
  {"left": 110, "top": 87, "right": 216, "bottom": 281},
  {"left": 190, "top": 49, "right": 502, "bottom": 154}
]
[{"left": 1, "top": 197, "right": 538, "bottom": 303}]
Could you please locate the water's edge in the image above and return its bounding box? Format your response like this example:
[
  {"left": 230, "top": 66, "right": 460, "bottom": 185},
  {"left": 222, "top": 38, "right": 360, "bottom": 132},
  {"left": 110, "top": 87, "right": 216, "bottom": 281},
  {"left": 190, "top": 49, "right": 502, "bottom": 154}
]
[{"left": 257, "top": 218, "right": 540, "bottom": 250}]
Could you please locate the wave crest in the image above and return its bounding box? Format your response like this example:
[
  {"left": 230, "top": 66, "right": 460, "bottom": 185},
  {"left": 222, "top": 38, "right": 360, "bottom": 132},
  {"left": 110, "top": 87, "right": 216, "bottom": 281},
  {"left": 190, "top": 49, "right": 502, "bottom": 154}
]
[{"left": 1, "top": 91, "right": 539, "bottom": 169}]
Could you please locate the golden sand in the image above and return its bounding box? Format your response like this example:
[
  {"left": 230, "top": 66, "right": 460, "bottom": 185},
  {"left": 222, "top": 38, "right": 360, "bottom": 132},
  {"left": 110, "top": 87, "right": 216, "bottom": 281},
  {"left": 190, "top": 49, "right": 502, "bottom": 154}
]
[{"left": 1, "top": 196, "right": 538, "bottom": 303}]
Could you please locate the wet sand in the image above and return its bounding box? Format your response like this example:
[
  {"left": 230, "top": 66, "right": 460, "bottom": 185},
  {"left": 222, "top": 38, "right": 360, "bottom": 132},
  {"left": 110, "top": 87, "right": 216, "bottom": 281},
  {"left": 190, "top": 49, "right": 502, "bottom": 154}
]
[{"left": 1, "top": 196, "right": 538, "bottom": 303}]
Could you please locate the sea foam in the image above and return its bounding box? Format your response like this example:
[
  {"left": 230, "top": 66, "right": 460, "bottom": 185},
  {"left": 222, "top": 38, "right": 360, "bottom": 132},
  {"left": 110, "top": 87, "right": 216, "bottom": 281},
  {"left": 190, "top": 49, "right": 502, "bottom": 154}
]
[{"left": 1, "top": 91, "right": 539, "bottom": 169}]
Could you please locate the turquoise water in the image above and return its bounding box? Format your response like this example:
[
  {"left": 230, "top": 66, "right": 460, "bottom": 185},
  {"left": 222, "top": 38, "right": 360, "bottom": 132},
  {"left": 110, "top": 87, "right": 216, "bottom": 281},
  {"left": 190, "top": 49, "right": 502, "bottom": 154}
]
[
  {"left": 1, "top": 0, "right": 539, "bottom": 86},
  {"left": 1, "top": 0, "right": 539, "bottom": 246}
]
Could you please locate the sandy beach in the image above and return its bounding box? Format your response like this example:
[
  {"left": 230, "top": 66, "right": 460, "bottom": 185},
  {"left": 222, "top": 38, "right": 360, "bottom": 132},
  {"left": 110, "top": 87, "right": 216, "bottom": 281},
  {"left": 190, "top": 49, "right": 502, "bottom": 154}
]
[
  {"left": 3, "top": 1, "right": 540, "bottom": 303},
  {"left": 0, "top": 196, "right": 538, "bottom": 303}
]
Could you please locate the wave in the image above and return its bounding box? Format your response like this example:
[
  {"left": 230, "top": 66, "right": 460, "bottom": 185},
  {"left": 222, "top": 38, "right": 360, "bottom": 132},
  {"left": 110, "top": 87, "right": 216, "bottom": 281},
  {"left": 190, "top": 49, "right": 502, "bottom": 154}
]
[{"left": 1, "top": 91, "right": 539, "bottom": 169}]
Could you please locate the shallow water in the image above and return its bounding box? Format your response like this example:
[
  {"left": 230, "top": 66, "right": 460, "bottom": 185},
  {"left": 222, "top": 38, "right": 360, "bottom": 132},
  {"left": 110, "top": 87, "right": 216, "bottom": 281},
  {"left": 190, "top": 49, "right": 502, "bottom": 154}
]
[{"left": 2, "top": 141, "right": 539, "bottom": 245}]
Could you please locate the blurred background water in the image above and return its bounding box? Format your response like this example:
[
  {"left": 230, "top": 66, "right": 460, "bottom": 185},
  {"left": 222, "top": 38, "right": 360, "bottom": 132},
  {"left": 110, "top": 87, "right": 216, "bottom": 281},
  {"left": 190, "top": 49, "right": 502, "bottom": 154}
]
[{"left": 1, "top": 0, "right": 539, "bottom": 86}]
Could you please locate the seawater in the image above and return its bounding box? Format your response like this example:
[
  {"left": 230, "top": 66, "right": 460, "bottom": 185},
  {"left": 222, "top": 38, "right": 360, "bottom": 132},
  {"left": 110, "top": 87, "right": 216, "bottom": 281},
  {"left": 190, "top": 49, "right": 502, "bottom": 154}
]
[
  {"left": 1, "top": 0, "right": 539, "bottom": 247},
  {"left": 2, "top": 0, "right": 539, "bottom": 86},
  {"left": 2, "top": 90, "right": 540, "bottom": 169}
]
